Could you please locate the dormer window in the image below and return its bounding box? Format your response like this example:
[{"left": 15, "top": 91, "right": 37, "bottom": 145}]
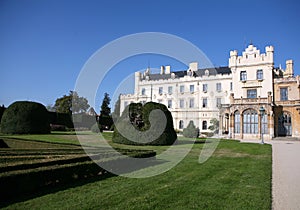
[{"left": 205, "top": 69, "right": 209, "bottom": 76}]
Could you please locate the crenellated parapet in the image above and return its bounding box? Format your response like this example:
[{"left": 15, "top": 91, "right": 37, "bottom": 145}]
[{"left": 229, "top": 44, "right": 274, "bottom": 68}]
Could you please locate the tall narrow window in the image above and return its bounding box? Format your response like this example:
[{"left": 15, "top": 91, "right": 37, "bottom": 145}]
[
  {"left": 168, "top": 86, "right": 173, "bottom": 95},
  {"left": 190, "top": 85, "right": 195, "bottom": 93},
  {"left": 202, "top": 98, "right": 208, "bottom": 108},
  {"left": 202, "top": 121, "right": 207, "bottom": 130},
  {"left": 168, "top": 100, "right": 172, "bottom": 108},
  {"left": 262, "top": 114, "right": 268, "bottom": 134},
  {"left": 280, "top": 88, "right": 288, "bottom": 101},
  {"left": 257, "top": 69, "right": 263, "bottom": 80},
  {"left": 216, "top": 98, "right": 222, "bottom": 107},
  {"left": 230, "top": 82, "right": 233, "bottom": 91},
  {"left": 179, "top": 120, "right": 184, "bottom": 129},
  {"left": 141, "top": 88, "right": 146, "bottom": 95},
  {"left": 159, "top": 87, "right": 163, "bottom": 95},
  {"left": 189, "top": 98, "right": 194, "bottom": 108},
  {"left": 243, "top": 109, "right": 258, "bottom": 134},
  {"left": 240, "top": 71, "right": 247, "bottom": 81},
  {"left": 247, "top": 89, "right": 257, "bottom": 98},
  {"left": 180, "top": 85, "right": 184, "bottom": 93},
  {"left": 203, "top": 84, "right": 208, "bottom": 92},
  {"left": 216, "top": 83, "right": 222, "bottom": 92},
  {"left": 179, "top": 99, "right": 184, "bottom": 108},
  {"left": 234, "top": 111, "right": 240, "bottom": 133}
]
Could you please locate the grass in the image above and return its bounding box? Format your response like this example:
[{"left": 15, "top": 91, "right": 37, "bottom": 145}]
[{"left": 0, "top": 131, "right": 272, "bottom": 210}]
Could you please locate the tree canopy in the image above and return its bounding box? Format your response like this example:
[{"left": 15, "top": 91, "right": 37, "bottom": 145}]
[{"left": 54, "top": 91, "right": 90, "bottom": 114}]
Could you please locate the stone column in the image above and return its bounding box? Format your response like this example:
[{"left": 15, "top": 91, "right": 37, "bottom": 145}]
[{"left": 219, "top": 114, "right": 223, "bottom": 136}]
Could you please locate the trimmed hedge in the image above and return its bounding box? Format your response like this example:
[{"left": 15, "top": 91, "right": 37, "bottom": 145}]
[
  {"left": 183, "top": 121, "right": 199, "bottom": 138},
  {"left": 112, "top": 102, "right": 177, "bottom": 145},
  {"left": 0, "top": 101, "right": 50, "bottom": 134},
  {"left": 48, "top": 112, "right": 74, "bottom": 128}
]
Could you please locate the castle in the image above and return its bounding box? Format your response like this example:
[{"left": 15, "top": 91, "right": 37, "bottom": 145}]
[{"left": 120, "top": 44, "right": 300, "bottom": 140}]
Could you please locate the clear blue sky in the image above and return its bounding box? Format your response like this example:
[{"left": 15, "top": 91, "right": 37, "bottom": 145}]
[{"left": 1, "top": 0, "right": 300, "bottom": 112}]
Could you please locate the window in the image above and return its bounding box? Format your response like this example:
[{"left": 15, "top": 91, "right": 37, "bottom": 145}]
[
  {"left": 240, "top": 71, "right": 247, "bottom": 81},
  {"left": 202, "top": 98, "right": 208, "bottom": 108},
  {"left": 280, "top": 88, "right": 288, "bottom": 101},
  {"left": 243, "top": 109, "right": 258, "bottom": 134},
  {"left": 179, "top": 99, "right": 184, "bottom": 108},
  {"left": 230, "top": 82, "right": 233, "bottom": 91},
  {"left": 168, "top": 100, "right": 172, "bottom": 108},
  {"left": 257, "top": 69, "right": 263, "bottom": 80},
  {"left": 189, "top": 98, "right": 194, "bottom": 108},
  {"left": 179, "top": 120, "right": 184, "bottom": 129},
  {"left": 141, "top": 88, "right": 146, "bottom": 95},
  {"left": 180, "top": 85, "right": 184, "bottom": 93},
  {"left": 247, "top": 89, "right": 257, "bottom": 98},
  {"left": 202, "top": 121, "right": 207, "bottom": 130},
  {"left": 168, "top": 86, "right": 173, "bottom": 95},
  {"left": 159, "top": 87, "right": 163, "bottom": 95},
  {"left": 216, "top": 83, "right": 222, "bottom": 92},
  {"left": 234, "top": 111, "right": 240, "bottom": 133},
  {"left": 190, "top": 85, "right": 195, "bottom": 93},
  {"left": 216, "top": 97, "right": 222, "bottom": 107},
  {"left": 262, "top": 114, "right": 268, "bottom": 134},
  {"left": 203, "top": 84, "right": 208, "bottom": 92}
]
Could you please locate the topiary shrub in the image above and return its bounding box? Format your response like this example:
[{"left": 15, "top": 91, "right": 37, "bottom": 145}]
[
  {"left": 183, "top": 121, "right": 199, "bottom": 138},
  {"left": 112, "top": 102, "right": 177, "bottom": 145},
  {"left": 0, "top": 101, "right": 50, "bottom": 134}
]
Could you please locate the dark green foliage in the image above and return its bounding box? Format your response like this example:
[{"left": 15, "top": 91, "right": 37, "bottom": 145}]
[
  {"left": 73, "top": 113, "right": 97, "bottom": 129},
  {"left": 112, "top": 95, "right": 121, "bottom": 122},
  {"left": 0, "top": 101, "right": 50, "bottom": 134},
  {"left": 100, "top": 93, "right": 111, "bottom": 117},
  {"left": 183, "top": 121, "right": 199, "bottom": 138},
  {"left": 208, "top": 118, "right": 219, "bottom": 134},
  {"left": 48, "top": 112, "right": 74, "bottom": 128},
  {"left": 98, "top": 115, "right": 113, "bottom": 130},
  {"left": 0, "top": 105, "right": 6, "bottom": 124},
  {"left": 113, "top": 102, "right": 177, "bottom": 145},
  {"left": 54, "top": 91, "right": 90, "bottom": 114}
]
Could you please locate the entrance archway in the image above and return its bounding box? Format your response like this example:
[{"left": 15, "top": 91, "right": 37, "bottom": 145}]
[{"left": 278, "top": 112, "right": 292, "bottom": 136}]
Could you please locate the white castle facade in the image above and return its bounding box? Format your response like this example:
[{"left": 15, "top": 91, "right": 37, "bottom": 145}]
[{"left": 120, "top": 44, "right": 299, "bottom": 140}]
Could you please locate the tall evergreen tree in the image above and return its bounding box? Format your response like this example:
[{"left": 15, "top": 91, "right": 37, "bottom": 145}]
[
  {"left": 100, "top": 93, "right": 111, "bottom": 117},
  {"left": 112, "top": 95, "right": 121, "bottom": 120}
]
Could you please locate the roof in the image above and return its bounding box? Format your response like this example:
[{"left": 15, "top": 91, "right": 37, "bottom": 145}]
[{"left": 145, "top": 67, "right": 231, "bottom": 81}]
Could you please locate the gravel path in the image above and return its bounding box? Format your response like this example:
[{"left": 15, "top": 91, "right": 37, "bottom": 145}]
[
  {"left": 272, "top": 141, "right": 300, "bottom": 210},
  {"left": 240, "top": 139, "right": 300, "bottom": 209}
]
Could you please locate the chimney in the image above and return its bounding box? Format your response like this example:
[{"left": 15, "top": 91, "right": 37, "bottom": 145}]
[
  {"left": 189, "top": 62, "right": 198, "bottom": 72},
  {"left": 285, "top": 60, "right": 294, "bottom": 77},
  {"left": 160, "top": 65, "right": 165, "bottom": 74},
  {"left": 165, "top": 65, "right": 171, "bottom": 74}
]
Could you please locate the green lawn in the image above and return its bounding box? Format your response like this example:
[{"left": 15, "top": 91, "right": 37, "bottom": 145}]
[{"left": 0, "top": 132, "right": 272, "bottom": 209}]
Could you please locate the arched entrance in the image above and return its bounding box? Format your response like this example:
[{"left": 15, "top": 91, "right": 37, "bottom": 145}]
[{"left": 278, "top": 112, "right": 292, "bottom": 136}]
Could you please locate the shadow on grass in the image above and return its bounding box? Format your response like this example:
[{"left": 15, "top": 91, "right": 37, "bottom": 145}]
[{"left": 0, "top": 156, "right": 167, "bottom": 208}]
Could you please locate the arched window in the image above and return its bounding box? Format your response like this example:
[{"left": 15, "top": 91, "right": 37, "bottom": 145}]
[
  {"left": 234, "top": 111, "right": 240, "bottom": 133},
  {"left": 179, "top": 120, "right": 184, "bottom": 129},
  {"left": 202, "top": 121, "right": 207, "bottom": 130},
  {"left": 243, "top": 109, "right": 258, "bottom": 134}
]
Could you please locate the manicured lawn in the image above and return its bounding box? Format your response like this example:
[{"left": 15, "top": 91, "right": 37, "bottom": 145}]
[{"left": 0, "top": 132, "right": 272, "bottom": 210}]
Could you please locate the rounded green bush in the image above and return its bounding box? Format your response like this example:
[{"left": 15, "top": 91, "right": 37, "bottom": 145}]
[
  {"left": 112, "top": 102, "right": 177, "bottom": 145},
  {"left": 0, "top": 101, "right": 50, "bottom": 134},
  {"left": 183, "top": 121, "right": 199, "bottom": 138}
]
